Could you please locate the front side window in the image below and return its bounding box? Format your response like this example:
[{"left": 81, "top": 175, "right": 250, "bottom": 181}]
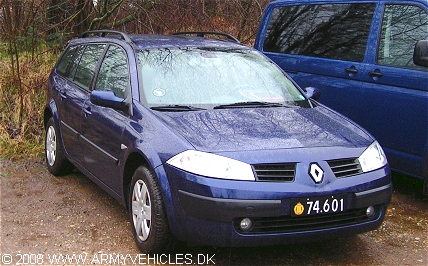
[
  {"left": 263, "top": 4, "right": 376, "bottom": 62},
  {"left": 138, "top": 48, "right": 308, "bottom": 109},
  {"left": 73, "top": 44, "right": 106, "bottom": 89},
  {"left": 378, "top": 4, "right": 428, "bottom": 71},
  {"left": 95, "top": 45, "right": 129, "bottom": 99}
]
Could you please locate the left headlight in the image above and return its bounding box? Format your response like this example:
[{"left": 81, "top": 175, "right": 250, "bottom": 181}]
[
  {"left": 166, "top": 150, "right": 255, "bottom": 181},
  {"left": 359, "top": 141, "right": 388, "bottom": 173}
]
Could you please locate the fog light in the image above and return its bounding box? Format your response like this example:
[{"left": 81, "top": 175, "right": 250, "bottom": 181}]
[
  {"left": 240, "top": 218, "right": 253, "bottom": 232},
  {"left": 366, "top": 206, "right": 375, "bottom": 218}
]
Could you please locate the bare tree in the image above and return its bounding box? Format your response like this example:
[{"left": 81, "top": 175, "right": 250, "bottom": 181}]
[
  {"left": 0, "top": 0, "right": 270, "bottom": 142},
  {"left": 89, "top": 0, "right": 124, "bottom": 30}
]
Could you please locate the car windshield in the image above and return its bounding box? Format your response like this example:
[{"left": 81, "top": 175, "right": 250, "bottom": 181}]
[{"left": 138, "top": 47, "right": 309, "bottom": 110}]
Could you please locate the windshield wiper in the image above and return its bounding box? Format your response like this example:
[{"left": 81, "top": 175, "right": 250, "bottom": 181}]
[
  {"left": 151, "top": 105, "right": 206, "bottom": 112},
  {"left": 213, "top": 101, "right": 296, "bottom": 109}
]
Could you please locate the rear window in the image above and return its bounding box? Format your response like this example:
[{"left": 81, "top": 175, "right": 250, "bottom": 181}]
[
  {"left": 56, "top": 46, "right": 78, "bottom": 76},
  {"left": 263, "top": 3, "right": 376, "bottom": 62}
]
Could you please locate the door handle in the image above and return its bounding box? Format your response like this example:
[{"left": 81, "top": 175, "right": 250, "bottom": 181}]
[
  {"left": 59, "top": 91, "right": 67, "bottom": 100},
  {"left": 345, "top": 68, "right": 358, "bottom": 74},
  {"left": 84, "top": 107, "right": 92, "bottom": 117},
  {"left": 369, "top": 70, "right": 383, "bottom": 78}
]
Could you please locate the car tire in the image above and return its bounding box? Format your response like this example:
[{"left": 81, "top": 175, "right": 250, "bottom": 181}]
[
  {"left": 45, "top": 117, "right": 74, "bottom": 176},
  {"left": 129, "top": 166, "right": 175, "bottom": 254}
]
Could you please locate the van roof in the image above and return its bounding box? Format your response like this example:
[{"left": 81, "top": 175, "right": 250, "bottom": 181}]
[{"left": 268, "top": 0, "right": 427, "bottom": 5}]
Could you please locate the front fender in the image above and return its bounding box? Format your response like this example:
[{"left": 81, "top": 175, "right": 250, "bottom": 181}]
[{"left": 122, "top": 141, "right": 179, "bottom": 233}]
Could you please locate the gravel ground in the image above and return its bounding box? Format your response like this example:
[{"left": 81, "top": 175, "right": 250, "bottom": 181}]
[{"left": 1, "top": 158, "right": 427, "bottom": 265}]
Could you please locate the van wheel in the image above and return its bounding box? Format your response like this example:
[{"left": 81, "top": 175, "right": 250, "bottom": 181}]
[
  {"left": 129, "top": 166, "right": 175, "bottom": 254},
  {"left": 45, "top": 118, "right": 73, "bottom": 176}
]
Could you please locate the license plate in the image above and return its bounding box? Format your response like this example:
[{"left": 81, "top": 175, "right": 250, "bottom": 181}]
[{"left": 291, "top": 194, "right": 347, "bottom": 217}]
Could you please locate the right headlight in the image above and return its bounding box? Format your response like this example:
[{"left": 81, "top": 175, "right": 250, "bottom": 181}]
[
  {"left": 359, "top": 141, "right": 388, "bottom": 173},
  {"left": 166, "top": 150, "right": 255, "bottom": 181}
]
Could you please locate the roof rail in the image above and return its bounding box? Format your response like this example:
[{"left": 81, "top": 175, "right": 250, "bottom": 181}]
[
  {"left": 80, "top": 30, "right": 132, "bottom": 43},
  {"left": 172, "top": 31, "right": 240, "bottom": 43}
]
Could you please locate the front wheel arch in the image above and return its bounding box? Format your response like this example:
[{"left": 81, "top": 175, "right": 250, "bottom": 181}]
[
  {"left": 128, "top": 165, "right": 175, "bottom": 253},
  {"left": 122, "top": 152, "right": 149, "bottom": 210},
  {"left": 122, "top": 152, "right": 175, "bottom": 219}
]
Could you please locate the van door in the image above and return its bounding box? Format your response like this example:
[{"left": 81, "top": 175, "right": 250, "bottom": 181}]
[
  {"left": 360, "top": 2, "right": 428, "bottom": 178},
  {"left": 256, "top": 2, "right": 377, "bottom": 120}
]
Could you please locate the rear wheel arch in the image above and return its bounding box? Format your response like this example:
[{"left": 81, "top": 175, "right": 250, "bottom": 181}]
[
  {"left": 421, "top": 139, "right": 428, "bottom": 181},
  {"left": 43, "top": 108, "right": 53, "bottom": 129},
  {"left": 44, "top": 117, "right": 74, "bottom": 176},
  {"left": 44, "top": 99, "right": 60, "bottom": 129}
]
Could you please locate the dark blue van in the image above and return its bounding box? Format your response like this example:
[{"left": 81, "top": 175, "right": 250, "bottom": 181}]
[{"left": 255, "top": 0, "right": 428, "bottom": 193}]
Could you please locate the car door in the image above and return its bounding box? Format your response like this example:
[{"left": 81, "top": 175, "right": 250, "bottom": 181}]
[
  {"left": 59, "top": 43, "right": 106, "bottom": 165},
  {"left": 80, "top": 44, "right": 130, "bottom": 189},
  {"left": 51, "top": 45, "right": 84, "bottom": 162},
  {"left": 256, "top": 2, "right": 377, "bottom": 120},
  {"left": 360, "top": 2, "right": 428, "bottom": 178}
]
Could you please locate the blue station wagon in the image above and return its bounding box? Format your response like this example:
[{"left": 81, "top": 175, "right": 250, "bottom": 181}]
[{"left": 44, "top": 30, "right": 392, "bottom": 253}]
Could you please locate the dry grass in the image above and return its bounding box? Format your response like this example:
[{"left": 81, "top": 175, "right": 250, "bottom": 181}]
[{"left": 0, "top": 47, "right": 59, "bottom": 159}]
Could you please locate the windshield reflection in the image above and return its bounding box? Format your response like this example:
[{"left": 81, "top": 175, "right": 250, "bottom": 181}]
[{"left": 138, "top": 48, "right": 308, "bottom": 109}]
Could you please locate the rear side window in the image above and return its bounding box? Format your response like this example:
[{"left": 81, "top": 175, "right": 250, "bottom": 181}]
[
  {"left": 56, "top": 46, "right": 78, "bottom": 76},
  {"left": 378, "top": 4, "right": 428, "bottom": 71},
  {"left": 263, "top": 4, "right": 376, "bottom": 62},
  {"left": 73, "top": 44, "right": 106, "bottom": 90}
]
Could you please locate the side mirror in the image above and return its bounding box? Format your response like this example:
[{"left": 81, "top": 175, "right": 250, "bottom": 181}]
[
  {"left": 90, "top": 90, "right": 126, "bottom": 110},
  {"left": 413, "top": 40, "right": 428, "bottom": 67},
  {"left": 304, "top": 87, "right": 321, "bottom": 100}
]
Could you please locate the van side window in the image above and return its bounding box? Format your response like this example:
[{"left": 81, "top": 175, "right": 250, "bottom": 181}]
[
  {"left": 378, "top": 5, "right": 428, "bottom": 71},
  {"left": 73, "top": 44, "right": 106, "bottom": 90},
  {"left": 94, "top": 45, "right": 129, "bottom": 99},
  {"left": 263, "top": 4, "right": 376, "bottom": 62}
]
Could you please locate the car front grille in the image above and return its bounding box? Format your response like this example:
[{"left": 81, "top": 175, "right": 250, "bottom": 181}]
[
  {"left": 253, "top": 163, "right": 296, "bottom": 182},
  {"left": 234, "top": 206, "right": 381, "bottom": 234},
  {"left": 252, "top": 158, "right": 362, "bottom": 182},
  {"left": 327, "top": 158, "right": 362, "bottom": 178}
]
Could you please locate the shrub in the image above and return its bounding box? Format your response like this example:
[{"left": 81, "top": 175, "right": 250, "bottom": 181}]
[{"left": 0, "top": 47, "right": 58, "bottom": 159}]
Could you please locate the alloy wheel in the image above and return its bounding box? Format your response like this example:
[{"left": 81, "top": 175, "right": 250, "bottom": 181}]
[
  {"left": 46, "top": 126, "right": 57, "bottom": 166},
  {"left": 131, "top": 179, "right": 152, "bottom": 241}
]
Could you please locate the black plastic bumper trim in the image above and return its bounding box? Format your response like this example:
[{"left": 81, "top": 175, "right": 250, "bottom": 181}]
[
  {"left": 178, "top": 190, "right": 282, "bottom": 222},
  {"left": 353, "top": 184, "right": 392, "bottom": 208}
]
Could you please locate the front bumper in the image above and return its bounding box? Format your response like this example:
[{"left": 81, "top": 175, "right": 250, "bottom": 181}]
[
  {"left": 163, "top": 164, "right": 392, "bottom": 247},
  {"left": 178, "top": 184, "right": 391, "bottom": 223}
]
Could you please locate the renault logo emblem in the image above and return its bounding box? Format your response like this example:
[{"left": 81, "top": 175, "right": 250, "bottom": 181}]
[{"left": 309, "top": 163, "right": 324, "bottom": 183}]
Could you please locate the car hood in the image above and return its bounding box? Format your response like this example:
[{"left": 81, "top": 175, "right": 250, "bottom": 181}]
[{"left": 154, "top": 107, "right": 373, "bottom": 152}]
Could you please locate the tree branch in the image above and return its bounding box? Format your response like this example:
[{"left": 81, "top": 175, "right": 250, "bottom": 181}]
[{"left": 88, "top": 0, "right": 123, "bottom": 30}]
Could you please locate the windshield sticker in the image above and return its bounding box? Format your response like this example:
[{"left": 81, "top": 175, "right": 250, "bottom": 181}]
[{"left": 153, "top": 88, "right": 166, "bottom": 97}]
